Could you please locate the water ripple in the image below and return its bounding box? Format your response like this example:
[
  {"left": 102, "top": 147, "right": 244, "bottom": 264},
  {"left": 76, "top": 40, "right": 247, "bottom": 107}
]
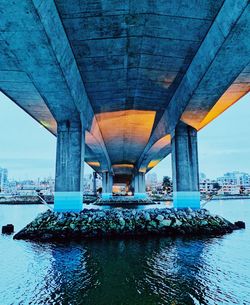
[{"left": 0, "top": 201, "right": 250, "bottom": 304}]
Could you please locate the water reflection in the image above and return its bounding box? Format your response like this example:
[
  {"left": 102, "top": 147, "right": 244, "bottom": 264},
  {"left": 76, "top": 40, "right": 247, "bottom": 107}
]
[
  {"left": 34, "top": 237, "right": 216, "bottom": 305},
  {"left": 41, "top": 244, "right": 96, "bottom": 305},
  {"left": 0, "top": 201, "right": 250, "bottom": 305}
]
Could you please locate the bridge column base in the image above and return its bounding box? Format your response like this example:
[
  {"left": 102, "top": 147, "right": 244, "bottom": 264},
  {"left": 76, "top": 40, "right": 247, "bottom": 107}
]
[
  {"left": 102, "top": 193, "right": 113, "bottom": 200},
  {"left": 173, "top": 191, "right": 200, "bottom": 209},
  {"left": 134, "top": 193, "right": 148, "bottom": 199},
  {"left": 54, "top": 192, "right": 83, "bottom": 212},
  {"left": 133, "top": 172, "right": 146, "bottom": 195}
]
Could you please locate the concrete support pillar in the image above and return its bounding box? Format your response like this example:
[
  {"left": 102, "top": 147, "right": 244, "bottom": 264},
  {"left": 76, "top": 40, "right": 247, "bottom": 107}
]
[
  {"left": 54, "top": 121, "right": 83, "bottom": 212},
  {"left": 171, "top": 121, "right": 200, "bottom": 209},
  {"left": 134, "top": 172, "right": 147, "bottom": 199},
  {"left": 130, "top": 178, "right": 135, "bottom": 193},
  {"left": 138, "top": 172, "right": 146, "bottom": 193},
  {"left": 102, "top": 172, "right": 107, "bottom": 193},
  {"left": 80, "top": 130, "right": 85, "bottom": 193},
  {"left": 93, "top": 172, "right": 97, "bottom": 195},
  {"left": 134, "top": 174, "right": 139, "bottom": 193},
  {"left": 102, "top": 172, "right": 113, "bottom": 199},
  {"left": 107, "top": 173, "right": 113, "bottom": 193}
]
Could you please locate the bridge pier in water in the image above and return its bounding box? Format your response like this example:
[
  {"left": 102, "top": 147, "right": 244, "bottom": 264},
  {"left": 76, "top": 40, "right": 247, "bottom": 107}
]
[
  {"left": 52, "top": 120, "right": 200, "bottom": 210},
  {"left": 2, "top": 0, "right": 250, "bottom": 215},
  {"left": 102, "top": 172, "right": 113, "bottom": 199},
  {"left": 171, "top": 122, "right": 200, "bottom": 209},
  {"left": 93, "top": 172, "right": 97, "bottom": 195},
  {"left": 133, "top": 172, "right": 147, "bottom": 199},
  {"left": 54, "top": 121, "right": 83, "bottom": 212}
]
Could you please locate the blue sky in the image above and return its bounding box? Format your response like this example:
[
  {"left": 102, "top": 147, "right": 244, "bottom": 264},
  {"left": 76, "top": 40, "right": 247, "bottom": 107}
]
[{"left": 0, "top": 91, "right": 249, "bottom": 180}]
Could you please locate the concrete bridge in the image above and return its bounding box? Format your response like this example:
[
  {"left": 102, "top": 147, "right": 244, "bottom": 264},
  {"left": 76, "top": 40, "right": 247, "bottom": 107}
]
[{"left": 0, "top": 0, "right": 249, "bottom": 211}]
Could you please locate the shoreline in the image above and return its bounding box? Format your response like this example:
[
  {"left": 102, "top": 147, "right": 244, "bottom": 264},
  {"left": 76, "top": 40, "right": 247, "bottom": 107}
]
[
  {"left": 1, "top": 195, "right": 250, "bottom": 205},
  {"left": 210, "top": 195, "right": 250, "bottom": 200},
  {"left": 13, "top": 208, "right": 244, "bottom": 242}
]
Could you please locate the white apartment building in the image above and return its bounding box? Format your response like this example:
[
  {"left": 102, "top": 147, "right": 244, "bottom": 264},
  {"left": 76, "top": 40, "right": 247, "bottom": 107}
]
[
  {"left": 0, "top": 167, "right": 8, "bottom": 192},
  {"left": 217, "top": 172, "right": 250, "bottom": 195},
  {"left": 199, "top": 179, "right": 216, "bottom": 194}
]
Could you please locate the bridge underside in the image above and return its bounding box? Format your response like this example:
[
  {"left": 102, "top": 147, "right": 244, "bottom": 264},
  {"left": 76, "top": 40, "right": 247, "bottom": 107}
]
[{"left": 0, "top": 0, "right": 249, "bottom": 210}]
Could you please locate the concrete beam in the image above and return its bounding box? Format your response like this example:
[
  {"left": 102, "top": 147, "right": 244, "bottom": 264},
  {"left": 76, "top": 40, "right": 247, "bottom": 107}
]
[
  {"left": 137, "top": 0, "right": 250, "bottom": 172},
  {"left": 33, "top": 0, "right": 111, "bottom": 171},
  {"left": 1, "top": 0, "right": 249, "bottom": 178},
  {"left": 167, "top": 0, "right": 250, "bottom": 133},
  {"left": 0, "top": 0, "right": 111, "bottom": 171},
  {"left": 0, "top": 0, "right": 78, "bottom": 123}
]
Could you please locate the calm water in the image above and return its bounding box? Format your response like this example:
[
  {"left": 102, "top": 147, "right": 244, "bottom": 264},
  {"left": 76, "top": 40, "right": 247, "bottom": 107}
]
[{"left": 0, "top": 200, "right": 250, "bottom": 305}]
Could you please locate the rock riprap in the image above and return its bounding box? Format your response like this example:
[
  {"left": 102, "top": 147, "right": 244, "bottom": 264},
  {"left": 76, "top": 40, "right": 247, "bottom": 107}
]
[
  {"left": 94, "top": 197, "right": 155, "bottom": 205},
  {"left": 13, "top": 208, "right": 244, "bottom": 241}
]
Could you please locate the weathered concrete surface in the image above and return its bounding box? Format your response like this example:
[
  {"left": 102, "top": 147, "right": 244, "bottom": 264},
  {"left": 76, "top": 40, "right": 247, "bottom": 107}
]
[
  {"left": 171, "top": 122, "right": 200, "bottom": 209},
  {"left": 132, "top": 172, "right": 146, "bottom": 196},
  {"left": 0, "top": 0, "right": 249, "bottom": 183},
  {"left": 172, "top": 122, "right": 199, "bottom": 192},
  {"left": 54, "top": 120, "right": 83, "bottom": 212},
  {"left": 102, "top": 172, "right": 108, "bottom": 193},
  {"left": 137, "top": 0, "right": 250, "bottom": 171},
  {"left": 0, "top": 0, "right": 111, "bottom": 173},
  {"left": 101, "top": 172, "right": 113, "bottom": 198},
  {"left": 55, "top": 121, "right": 82, "bottom": 192},
  {"left": 13, "top": 208, "right": 243, "bottom": 241}
]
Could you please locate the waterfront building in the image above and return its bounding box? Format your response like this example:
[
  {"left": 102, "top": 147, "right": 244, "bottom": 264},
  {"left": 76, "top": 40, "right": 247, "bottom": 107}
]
[
  {"left": 198, "top": 172, "right": 250, "bottom": 196},
  {"left": 146, "top": 173, "right": 158, "bottom": 187},
  {"left": 217, "top": 172, "right": 250, "bottom": 195},
  {"left": 38, "top": 177, "right": 55, "bottom": 195},
  {"left": 217, "top": 171, "right": 250, "bottom": 186},
  {"left": 0, "top": 167, "right": 8, "bottom": 192},
  {"left": 217, "top": 184, "right": 242, "bottom": 195},
  {"left": 82, "top": 174, "right": 93, "bottom": 193},
  {"left": 96, "top": 174, "right": 102, "bottom": 191},
  {"left": 199, "top": 179, "right": 216, "bottom": 195},
  {"left": 1, "top": 177, "right": 55, "bottom": 196},
  {"left": 18, "top": 186, "right": 39, "bottom": 196},
  {"left": 82, "top": 173, "right": 102, "bottom": 194}
]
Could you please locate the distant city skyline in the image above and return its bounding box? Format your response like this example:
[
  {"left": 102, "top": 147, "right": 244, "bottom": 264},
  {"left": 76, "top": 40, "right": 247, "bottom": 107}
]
[{"left": 0, "top": 91, "right": 249, "bottom": 180}]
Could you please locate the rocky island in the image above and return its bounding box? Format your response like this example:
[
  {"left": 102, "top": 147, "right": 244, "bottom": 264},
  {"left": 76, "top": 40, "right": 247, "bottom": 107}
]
[{"left": 13, "top": 208, "right": 245, "bottom": 241}]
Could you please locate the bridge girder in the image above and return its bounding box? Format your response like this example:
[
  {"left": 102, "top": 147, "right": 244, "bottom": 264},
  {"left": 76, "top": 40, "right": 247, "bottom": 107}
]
[{"left": 0, "top": 0, "right": 249, "bottom": 178}]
